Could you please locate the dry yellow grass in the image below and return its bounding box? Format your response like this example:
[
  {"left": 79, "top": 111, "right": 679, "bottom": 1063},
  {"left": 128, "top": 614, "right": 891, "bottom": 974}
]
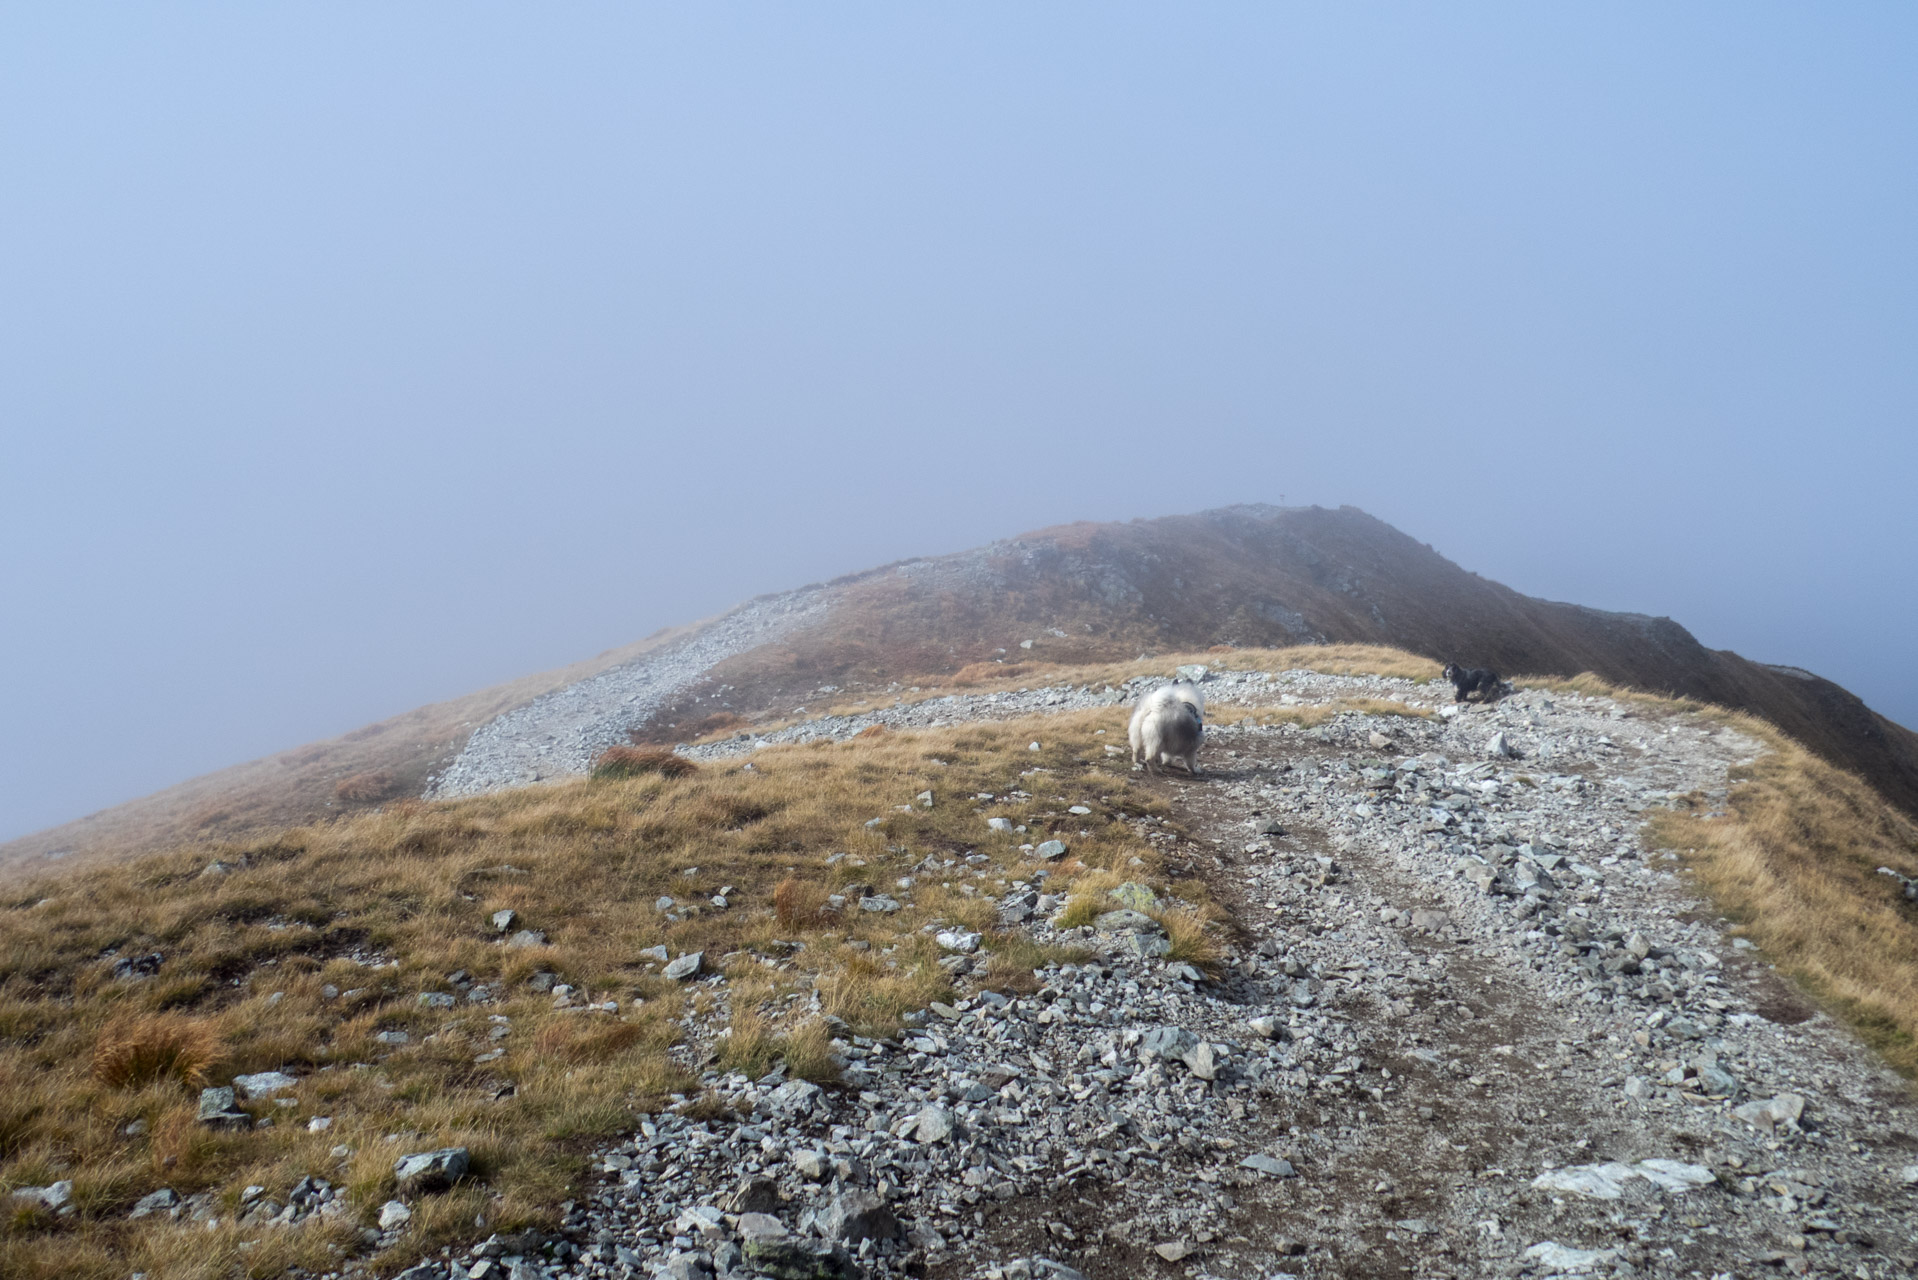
[
  {"left": 0, "top": 708, "right": 1182, "bottom": 1279},
  {"left": 1646, "top": 715, "right": 1918, "bottom": 1075},
  {"left": 91, "top": 1016, "right": 223, "bottom": 1090},
  {"left": 14, "top": 640, "right": 1911, "bottom": 1277}
]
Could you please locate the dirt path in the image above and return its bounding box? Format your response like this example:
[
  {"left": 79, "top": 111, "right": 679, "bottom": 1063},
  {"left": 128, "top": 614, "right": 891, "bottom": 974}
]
[{"left": 941, "top": 703, "right": 1918, "bottom": 1279}]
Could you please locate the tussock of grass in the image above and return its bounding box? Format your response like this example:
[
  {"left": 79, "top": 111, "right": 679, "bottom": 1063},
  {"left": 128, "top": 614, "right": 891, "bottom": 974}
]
[
  {"left": 332, "top": 771, "right": 400, "bottom": 804},
  {"left": 91, "top": 1016, "right": 222, "bottom": 1090},
  {"left": 1156, "top": 907, "right": 1225, "bottom": 973},
  {"left": 1645, "top": 714, "right": 1918, "bottom": 1076},
  {"left": 772, "top": 877, "right": 838, "bottom": 928},
  {"left": 589, "top": 746, "right": 699, "bottom": 780}
]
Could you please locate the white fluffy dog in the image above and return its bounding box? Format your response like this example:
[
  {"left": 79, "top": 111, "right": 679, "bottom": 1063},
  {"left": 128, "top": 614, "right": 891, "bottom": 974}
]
[{"left": 1128, "top": 681, "right": 1206, "bottom": 775}]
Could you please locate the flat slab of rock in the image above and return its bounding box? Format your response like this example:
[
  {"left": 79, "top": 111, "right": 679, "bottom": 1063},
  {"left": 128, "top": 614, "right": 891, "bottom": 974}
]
[
  {"left": 393, "top": 1147, "right": 470, "bottom": 1194},
  {"left": 128, "top": 1188, "right": 178, "bottom": 1219},
  {"left": 907, "top": 1106, "right": 954, "bottom": 1143},
  {"left": 1240, "top": 1154, "right": 1296, "bottom": 1177},
  {"left": 663, "top": 952, "right": 704, "bottom": 981},
  {"left": 1094, "top": 908, "right": 1160, "bottom": 934},
  {"left": 1522, "top": 1242, "right": 1617, "bottom": 1273},
  {"left": 1532, "top": 1159, "right": 1713, "bottom": 1199},
  {"left": 233, "top": 1071, "right": 298, "bottom": 1099},
  {"left": 1734, "top": 1093, "right": 1806, "bottom": 1130}
]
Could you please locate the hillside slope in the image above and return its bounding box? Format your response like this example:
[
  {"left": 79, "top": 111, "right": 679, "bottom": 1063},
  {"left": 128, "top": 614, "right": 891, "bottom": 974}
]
[{"left": 8, "top": 504, "right": 1915, "bottom": 873}]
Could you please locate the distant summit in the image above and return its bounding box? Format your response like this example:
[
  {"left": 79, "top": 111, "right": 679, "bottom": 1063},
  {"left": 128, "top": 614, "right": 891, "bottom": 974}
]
[{"left": 9, "top": 504, "right": 1915, "bottom": 871}]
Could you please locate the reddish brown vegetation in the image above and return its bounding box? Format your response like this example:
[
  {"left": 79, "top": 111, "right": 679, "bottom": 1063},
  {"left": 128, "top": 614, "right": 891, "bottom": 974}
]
[
  {"left": 773, "top": 876, "right": 837, "bottom": 928},
  {"left": 591, "top": 746, "right": 699, "bottom": 780},
  {"left": 334, "top": 770, "right": 402, "bottom": 804},
  {"left": 950, "top": 661, "right": 1040, "bottom": 686},
  {"left": 92, "top": 1015, "right": 222, "bottom": 1089}
]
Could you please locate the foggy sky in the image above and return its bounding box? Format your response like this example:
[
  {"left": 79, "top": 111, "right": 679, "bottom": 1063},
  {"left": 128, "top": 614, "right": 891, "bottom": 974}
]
[{"left": 3, "top": 5, "right": 1914, "bottom": 844}]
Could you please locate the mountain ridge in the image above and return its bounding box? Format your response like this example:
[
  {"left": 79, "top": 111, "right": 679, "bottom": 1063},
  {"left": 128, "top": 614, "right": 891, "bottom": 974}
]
[{"left": 7, "top": 503, "right": 1913, "bottom": 874}]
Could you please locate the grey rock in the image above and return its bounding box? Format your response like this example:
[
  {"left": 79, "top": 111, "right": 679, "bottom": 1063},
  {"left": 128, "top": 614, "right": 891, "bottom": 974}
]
[
  {"left": 379, "top": 1199, "right": 412, "bottom": 1229},
  {"left": 740, "top": 1236, "right": 860, "bottom": 1280},
  {"left": 504, "top": 929, "right": 548, "bottom": 948},
  {"left": 1033, "top": 840, "right": 1068, "bottom": 860},
  {"left": 1246, "top": 1015, "right": 1284, "bottom": 1040},
  {"left": 490, "top": 908, "right": 517, "bottom": 932},
  {"left": 858, "top": 895, "right": 902, "bottom": 913},
  {"left": 934, "top": 930, "right": 981, "bottom": 954},
  {"left": 1695, "top": 1064, "right": 1740, "bottom": 1096},
  {"left": 1138, "top": 1026, "right": 1199, "bottom": 1062},
  {"left": 1125, "top": 932, "right": 1173, "bottom": 959},
  {"left": 638, "top": 944, "right": 669, "bottom": 963},
  {"left": 1733, "top": 1093, "right": 1806, "bottom": 1130},
  {"left": 725, "top": 1176, "right": 781, "bottom": 1214},
  {"left": 375, "top": 1030, "right": 410, "bottom": 1046},
  {"left": 128, "top": 1188, "right": 178, "bottom": 1219},
  {"left": 1107, "top": 882, "right": 1159, "bottom": 911},
  {"left": 1532, "top": 1160, "right": 1712, "bottom": 1200},
  {"left": 393, "top": 1147, "right": 470, "bottom": 1194},
  {"left": 1093, "top": 908, "right": 1160, "bottom": 934},
  {"left": 1521, "top": 1242, "right": 1616, "bottom": 1273},
  {"left": 765, "top": 1079, "right": 824, "bottom": 1116},
  {"left": 791, "top": 1149, "right": 829, "bottom": 1180},
  {"left": 1409, "top": 908, "right": 1450, "bottom": 932},
  {"left": 909, "top": 1105, "right": 954, "bottom": 1143},
  {"left": 196, "top": 1086, "right": 248, "bottom": 1127},
  {"left": 1180, "top": 1040, "right": 1219, "bottom": 1081},
  {"left": 1239, "top": 1154, "right": 1296, "bottom": 1177},
  {"left": 664, "top": 952, "right": 705, "bottom": 981},
  {"left": 738, "top": 1211, "right": 789, "bottom": 1243},
  {"left": 112, "top": 952, "right": 165, "bottom": 980},
  {"left": 418, "top": 991, "right": 457, "bottom": 1008},
  {"left": 819, "top": 1188, "right": 902, "bottom": 1243},
  {"left": 11, "top": 1180, "right": 72, "bottom": 1210},
  {"left": 232, "top": 1070, "right": 298, "bottom": 1099},
  {"left": 1487, "top": 731, "right": 1517, "bottom": 758},
  {"left": 665, "top": 1253, "right": 713, "bottom": 1280}
]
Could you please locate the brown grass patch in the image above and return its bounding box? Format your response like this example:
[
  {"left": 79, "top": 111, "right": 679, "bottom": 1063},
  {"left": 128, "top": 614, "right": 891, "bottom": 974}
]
[
  {"left": 1645, "top": 714, "right": 1918, "bottom": 1075},
  {"left": 91, "top": 1015, "right": 222, "bottom": 1089},
  {"left": 333, "top": 770, "right": 401, "bottom": 804},
  {"left": 773, "top": 877, "right": 837, "bottom": 928},
  {"left": 0, "top": 704, "right": 1182, "bottom": 1274},
  {"left": 1156, "top": 907, "right": 1225, "bottom": 974},
  {"left": 590, "top": 746, "right": 699, "bottom": 780},
  {"left": 950, "top": 661, "right": 1050, "bottom": 687}
]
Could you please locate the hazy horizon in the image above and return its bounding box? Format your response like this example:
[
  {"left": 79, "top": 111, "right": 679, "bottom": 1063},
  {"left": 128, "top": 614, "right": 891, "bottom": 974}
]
[{"left": 4, "top": 5, "right": 1915, "bottom": 843}]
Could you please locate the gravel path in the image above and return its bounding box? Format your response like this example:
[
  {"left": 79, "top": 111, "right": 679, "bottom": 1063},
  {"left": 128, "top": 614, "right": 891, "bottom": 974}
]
[
  {"left": 407, "top": 671, "right": 1918, "bottom": 1280},
  {"left": 427, "top": 590, "right": 830, "bottom": 800}
]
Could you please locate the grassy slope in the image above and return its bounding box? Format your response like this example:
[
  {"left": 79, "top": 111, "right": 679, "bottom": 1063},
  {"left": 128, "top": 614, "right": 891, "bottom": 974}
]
[
  {"left": 4, "top": 646, "right": 1913, "bottom": 1278},
  {"left": 1, "top": 703, "right": 1196, "bottom": 1279}
]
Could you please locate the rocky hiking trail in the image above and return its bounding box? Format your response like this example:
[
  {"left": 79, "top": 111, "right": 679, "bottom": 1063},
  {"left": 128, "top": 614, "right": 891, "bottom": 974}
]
[{"left": 441, "top": 672, "right": 1917, "bottom": 1280}]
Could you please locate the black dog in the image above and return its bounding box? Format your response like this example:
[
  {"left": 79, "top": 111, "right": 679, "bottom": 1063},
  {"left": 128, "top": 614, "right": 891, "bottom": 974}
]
[{"left": 1442, "top": 662, "right": 1507, "bottom": 703}]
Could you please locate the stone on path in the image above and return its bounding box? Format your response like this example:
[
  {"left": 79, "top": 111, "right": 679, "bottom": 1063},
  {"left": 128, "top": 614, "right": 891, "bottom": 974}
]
[{"left": 1522, "top": 1242, "right": 1617, "bottom": 1273}]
